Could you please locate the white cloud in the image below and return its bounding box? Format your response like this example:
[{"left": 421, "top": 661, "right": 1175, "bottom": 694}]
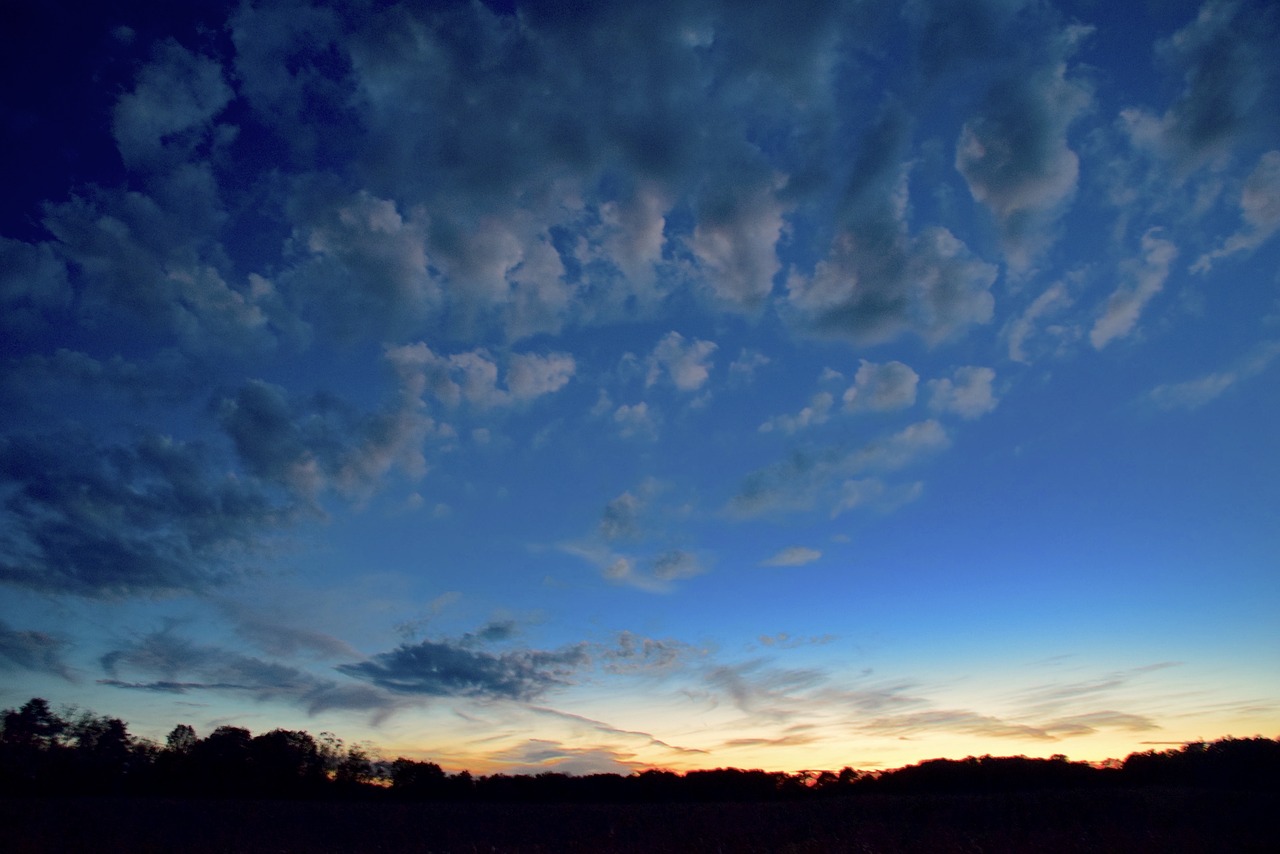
[
  {"left": 729, "top": 349, "right": 771, "bottom": 381},
  {"left": 843, "top": 360, "right": 919, "bottom": 413},
  {"left": 730, "top": 420, "right": 948, "bottom": 519},
  {"left": 691, "top": 174, "right": 787, "bottom": 309},
  {"left": 928, "top": 366, "right": 999, "bottom": 420},
  {"left": 646, "top": 331, "right": 718, "bottom": 392},
  {"left": 614, "top": 402, "right": 658, "bottom": 440},
  {"left": 760, "top": 546, "right": 822, "bottom": 567},
  {"left": 1007, "top": 281, "right": 1074, "bottom": 363},
  {"left": 1090, "top": 229, "right": 1178, "bottom": 349},
  {"left": 507, "top": 352, "right": 577, "bottom": 400},
  {"left": 386, "top": 344, "right": 574, "bottom": 409},
  {"left": 759, "top": 392, "right": 834, "bottom": 435},
  {"left": 1147, "top": 340, "right": 1280, "bottom": 410},
  {"left": 1192, "top": 150, "right": 1280, "bottom": 271},
  {"left": 854, "top": 419, "right": 951, "bottom": 472}
]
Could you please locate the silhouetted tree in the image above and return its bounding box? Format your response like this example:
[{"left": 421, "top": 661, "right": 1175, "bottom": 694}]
[
  {"left": 0, "top": 698, "right": 70, "bottom": 793},
  {"left": 68, "top": 712, "right": 136, "bottom": 793},
  {"left": 250, "top": 729, "right": 327, "bottom": 796},
  {"left": 391, "top": 757, "right": 448, "bottom": 798},
  {"left": 191, "top": 725, "right": 253, "bottom": 795}
]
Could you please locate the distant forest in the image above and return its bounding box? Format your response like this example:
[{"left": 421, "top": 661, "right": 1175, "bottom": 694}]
[{"left": 3, "top": 697, "right": 1278, "bottom": 802}]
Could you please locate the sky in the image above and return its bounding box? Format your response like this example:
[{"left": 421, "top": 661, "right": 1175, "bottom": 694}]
[{"left": 1, "top": 0, "right": 1278, "bottom": 776}]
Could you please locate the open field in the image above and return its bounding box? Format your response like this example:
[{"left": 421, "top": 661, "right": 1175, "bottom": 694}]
[{"left": 3, "top": 789, "right": 1276, "bottom": 853}]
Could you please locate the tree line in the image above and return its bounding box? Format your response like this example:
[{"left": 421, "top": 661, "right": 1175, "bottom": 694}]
[{"left": 2, "top": 697, "right": 1277, "bottom": 801}]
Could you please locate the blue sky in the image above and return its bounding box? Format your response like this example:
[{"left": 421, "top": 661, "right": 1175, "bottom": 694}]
[{"left": 2, "top": 0, "right": 1278, "bottom": 774}]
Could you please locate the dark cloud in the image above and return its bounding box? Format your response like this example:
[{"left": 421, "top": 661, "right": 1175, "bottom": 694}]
[
  {"left": 111, "top": 39, "right": 233, "bottom": 170},
  {"left": 787, "top": 225, "right": 997, "bottom": 345},
  {"left": 0, "top": 430, "right": 288, "bottom": 598},
  {"left": 1, "top": 349, "right": 198, "bottom": 411},
  {"left": 601, "top": 631, "right": 701, "bottom": 675},
  {"left": 599, "top": 491, "right": 642, "bottom": 541},
  {"left": 218, "top": 374, "right": 432, "bottom": 502},
  {"left": 460, "top": 620, "right": 520, "bottom": 646},
  {"left": 99, "top": 627, "right": 394, "bottom": 716},
  {"left": 0, "top": 620, "right": 72, "bottom": 679},
  {"left": 338, "top": 637, "right": 591, "bottom": 701},
  {"left": 41, "top": 185, "right": 287, "bottom": 354},
  {"left": 908, "top": 0, "right": 1019, "bottom": 81},
  {"left": 0, "top": 237, "right": 72, "bottom": 336},
  {"left": 1126, "top": 0, "right": 1280, "bottom": 169},
  {"left": 955, "top": 55, "right": 1090, "bottom": 266}
]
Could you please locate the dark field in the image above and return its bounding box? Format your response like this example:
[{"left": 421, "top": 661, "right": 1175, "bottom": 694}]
[{"left": 3, "top": 789, "right": 1276, "bottom": 853}]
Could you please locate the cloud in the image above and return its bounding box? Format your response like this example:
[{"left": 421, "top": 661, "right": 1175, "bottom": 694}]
[
  {"left": 600, "top": 491, "right": 643, "bottom": 541},
  {"left": 832, "top": 478, "right": 923, "bottom": 518},
  {"left": 486, "top": 738, "right": 642, "bottom": 776},
  {"left": 112, "top": 40, "right": 233, "bottom": 168},
  {"left": 759, "top": 392, "right": 834, "bottom": 434},
  {"left": 956, "top": 49, "right": 1091, "bottom": 267},
  {"left": 218, "top": 375, "right": 432, "bottom": 503},
  {"left": 613, "top": 401, "right": 659, "bottom": 440},
  {"left": 761, "top": 360, "right": 919, "bottom": 434},
  {"left": 1192, "top": 150, "right": 1280, "bottom": 271},
  {"left": 730, "top": 420, "right": 948, "bottom": 519},
  {"left": 1146, "top": 340, "right": 1280, "bottom": 410},
  {"left": 760, "top": 546, "right": 822, "bottom": 567},
  {"left": 0, "top": 237, "right": 71, "bottom": 335},
  {"left": 1041, "top": 710, "right": 1158, "bottom": 737},
  {"left": 843, "top": 360, "right": 919, "bottom": 413},
  {"left": 220, "top": 601, "right": 361, "bottom": 660},
  {"left": 1007, "top": 280, "right": 1074, "bottom": 363},
  {"left": 601, "top": 631, "right": 702, "bottom": 675},
  {"left": 40, "top": 182, "right": 290, "bottom": 354},
  {"left": 704, "top": 659, "right": 827, "bottom": 716},
  {"left": 858, "top": 709, "right": 1057, "bottom": 740},
  {"left": 927, "top": 366, "right": 999, "bottom": 419},
  {"left": 386, "top": 343, "right": 575, "bottom": 410},
  {"left": 788, "top": 226, "right": 998, "bottom": 345},
  {"left": 651, "top": 549, "right": 704, "bottom": 582},
  {"left": 337, "top": 638, "right": 591, "bottom": 702},
  {"left": 646, "top": 331, "right": 718, "bottom": 392},
  {"left": 1121, "top": 0, "right": 1280, "bottom": 171},
  {"left": 0, "top": 431, "right": 285, "bottom": 598},
  {"left": 562, "top": 538, "right": 705, "bottom": 594},
  {"left": 757, "top": 632, "right": 836, "bottom": 649},
  {"left": 728, "top": 349, "right": 771, "bottom": 381},
  {"left": 507, "top": 352, "right": 577, "bottom": 399},
  {"left": 1090, "top": 229, "right": 1178, "bottom": 349},
  {"left": 284, "top": 185, "right": 435, "bottom": 341},
  {"left": 907, "top": 0, "right": 1020, "bottom": 80},
  {"left": 0, "top": 620, "right": 72, "bottom": 679},
  {"left": 691, "top": 172, "right": 787, "bottom": 308},
  {"left": 100, "top": 628, "right": 394, "bottom": 717}
]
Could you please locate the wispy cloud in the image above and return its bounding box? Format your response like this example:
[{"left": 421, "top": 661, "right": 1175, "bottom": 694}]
[
  {"left": 0, "top": 620, "right": 72, "bottom": 680},
  {"left": 760, "top": 546, "right": 822, "bottom": 567},
  {"left": 1146, "top": 341, "right": 1280, "bottom": 410}
]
